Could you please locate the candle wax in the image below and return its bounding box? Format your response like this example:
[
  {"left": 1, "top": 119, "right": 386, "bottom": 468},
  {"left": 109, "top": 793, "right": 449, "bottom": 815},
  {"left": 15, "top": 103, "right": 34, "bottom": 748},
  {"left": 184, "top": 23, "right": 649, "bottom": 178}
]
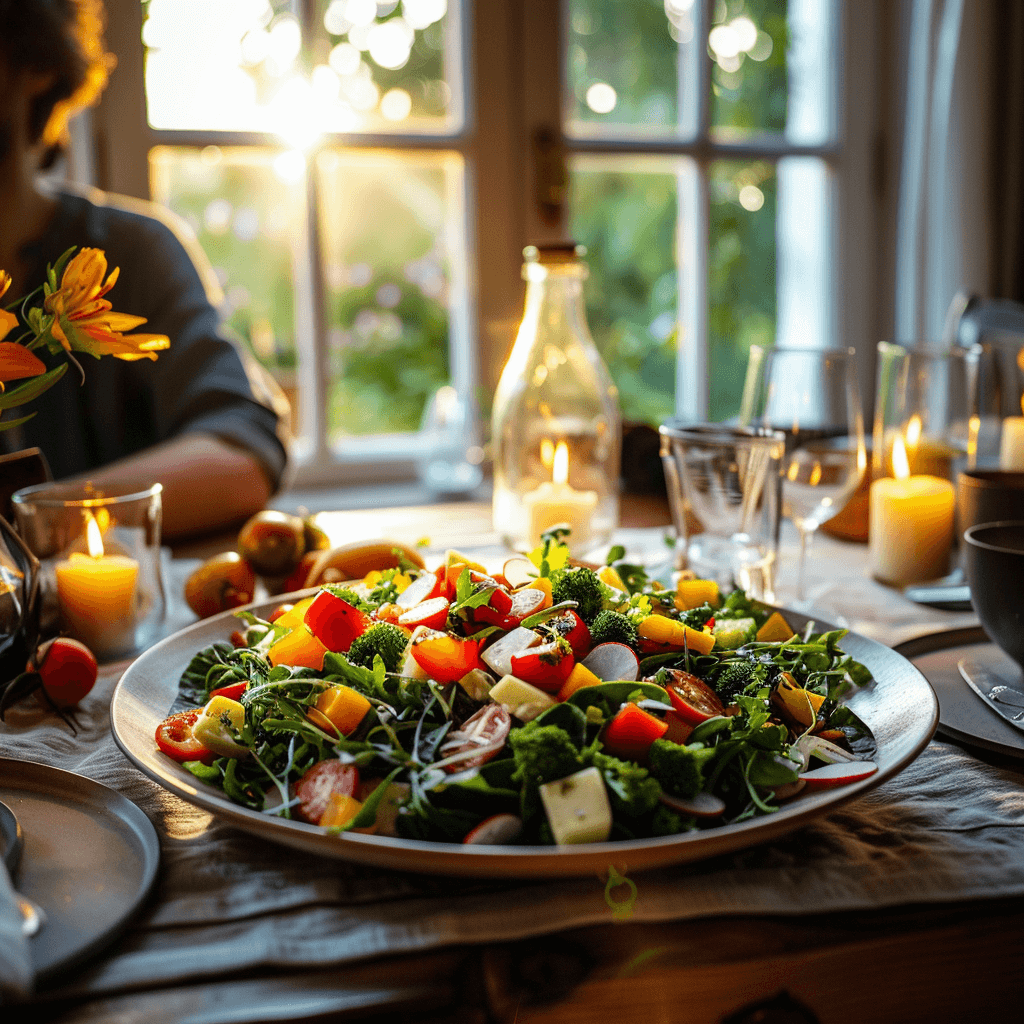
[
  {"left": 523, "top": 480, "right": 598, "bottom": 549},
  {"left": 999, "top": 417, "right": 1024, "bottom": 471},
  {"left": 868, "top": 474, "right": 955, "bottom": 585},
  {"left": 55, "top": 551, "right": 140, "bottom": 657}
]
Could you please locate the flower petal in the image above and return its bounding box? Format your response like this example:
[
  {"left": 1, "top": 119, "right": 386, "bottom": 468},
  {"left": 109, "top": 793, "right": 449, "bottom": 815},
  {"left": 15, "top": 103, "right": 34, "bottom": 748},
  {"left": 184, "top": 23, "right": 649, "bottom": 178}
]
[
  {"left": 0, "top": 341, "right": 48, "bottom": 382},
  {"left": 0, "top": 309, "right": 17, "bottom": 343}
]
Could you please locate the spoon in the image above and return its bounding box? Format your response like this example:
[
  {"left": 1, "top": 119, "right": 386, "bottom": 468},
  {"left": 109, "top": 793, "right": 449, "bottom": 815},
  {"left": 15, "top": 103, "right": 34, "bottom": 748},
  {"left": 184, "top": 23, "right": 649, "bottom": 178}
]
[{"left": 0, "top": 797, "right": 47, "bottom": 936}]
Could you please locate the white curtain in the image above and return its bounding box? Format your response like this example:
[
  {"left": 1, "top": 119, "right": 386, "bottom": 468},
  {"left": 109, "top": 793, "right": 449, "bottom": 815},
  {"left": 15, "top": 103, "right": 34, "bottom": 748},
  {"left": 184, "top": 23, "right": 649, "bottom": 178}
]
[{"left": 895, "top": 0, "right": 993, "bottom": 345}]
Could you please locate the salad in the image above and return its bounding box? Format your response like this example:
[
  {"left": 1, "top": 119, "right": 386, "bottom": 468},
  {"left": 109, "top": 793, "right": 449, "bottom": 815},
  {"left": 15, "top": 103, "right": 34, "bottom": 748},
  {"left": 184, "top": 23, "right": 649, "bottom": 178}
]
[{"left": 154, "top": 529, "right": 877, "bottom": 846}]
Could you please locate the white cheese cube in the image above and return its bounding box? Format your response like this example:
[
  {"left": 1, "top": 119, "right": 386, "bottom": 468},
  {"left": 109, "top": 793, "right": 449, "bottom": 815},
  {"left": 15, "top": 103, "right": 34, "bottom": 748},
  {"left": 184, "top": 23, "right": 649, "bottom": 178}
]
[
  {"left": 489, "top": 674, "right": 556, "bottom": 722},
  {"left": 480, "top": 626, "right": 541, "bottom": 677},
  {"left": 458, "top": 667, "right": 495, "bottom": 701},
  {"left": 539, "top": 767, "right": 613, "bottom": 845}
]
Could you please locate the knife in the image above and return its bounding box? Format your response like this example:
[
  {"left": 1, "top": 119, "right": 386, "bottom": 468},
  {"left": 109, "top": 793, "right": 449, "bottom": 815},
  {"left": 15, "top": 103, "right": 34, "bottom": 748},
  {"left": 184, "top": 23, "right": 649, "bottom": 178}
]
[{"left": 958, "top": 658, "right": 1024, "bottom": 734}]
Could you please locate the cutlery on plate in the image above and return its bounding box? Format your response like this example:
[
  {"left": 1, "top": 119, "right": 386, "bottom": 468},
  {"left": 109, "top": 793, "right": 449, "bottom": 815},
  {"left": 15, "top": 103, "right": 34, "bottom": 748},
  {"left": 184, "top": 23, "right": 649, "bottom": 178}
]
[
  {"left": 0, "top": 797, "right": 47, "bottom": 936},
  {"left": 958, "top": 659, "right": 1024, "bottom": 733}
]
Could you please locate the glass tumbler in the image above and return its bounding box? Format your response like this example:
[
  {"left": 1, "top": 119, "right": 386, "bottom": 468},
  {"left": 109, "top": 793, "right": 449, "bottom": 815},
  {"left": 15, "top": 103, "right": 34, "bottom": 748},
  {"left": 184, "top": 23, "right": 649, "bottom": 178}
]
[
  {"left": 659, "top": 424, "right": 785, "bottom": 601},
  {"left": 12, "top": 482, "right": 165, "bottom": 661}
]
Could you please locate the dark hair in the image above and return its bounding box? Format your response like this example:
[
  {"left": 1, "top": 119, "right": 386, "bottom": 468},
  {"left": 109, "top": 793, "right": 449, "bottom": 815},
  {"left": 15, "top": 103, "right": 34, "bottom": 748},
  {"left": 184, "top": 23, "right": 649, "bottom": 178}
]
[{"left": 0, "top": 0, "right": 114, "bottom": 148}]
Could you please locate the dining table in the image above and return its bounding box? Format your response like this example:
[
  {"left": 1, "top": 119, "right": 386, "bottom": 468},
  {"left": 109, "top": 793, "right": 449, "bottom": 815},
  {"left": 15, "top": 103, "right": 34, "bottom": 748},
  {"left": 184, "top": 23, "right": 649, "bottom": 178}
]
[{"left": 2, "top": 488, "right": 1024, "bottom": 1024}]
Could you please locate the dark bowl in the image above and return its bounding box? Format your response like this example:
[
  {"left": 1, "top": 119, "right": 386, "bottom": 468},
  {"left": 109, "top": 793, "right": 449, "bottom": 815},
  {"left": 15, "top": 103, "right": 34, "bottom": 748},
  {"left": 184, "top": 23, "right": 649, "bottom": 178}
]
[
  {"left": 957, "top": 470, "right": 1024, "bottom": 535},
  {"left": 963, "top": 521, "right": 1024, "bottom": 669}
]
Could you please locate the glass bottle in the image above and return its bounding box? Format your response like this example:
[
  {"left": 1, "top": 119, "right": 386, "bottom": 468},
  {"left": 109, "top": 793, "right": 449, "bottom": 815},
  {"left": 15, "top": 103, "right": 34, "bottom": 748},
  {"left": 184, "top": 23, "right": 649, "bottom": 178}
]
[{"left": 491, "top": 244, "right": 620, "bottom": 553}]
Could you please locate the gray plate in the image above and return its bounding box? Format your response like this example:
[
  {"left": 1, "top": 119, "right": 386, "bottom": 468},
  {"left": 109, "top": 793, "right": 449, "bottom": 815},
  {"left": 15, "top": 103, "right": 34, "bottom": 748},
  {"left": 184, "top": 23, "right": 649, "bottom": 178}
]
[
  {"left": 111, "top": 594, "right": 938, "bottom": 879},
  {"left": 894, "top": 627, "right": 1024, "bottom": 759},
  {"left": 0, "top": 758, "right": 160, "bottom": 982}
]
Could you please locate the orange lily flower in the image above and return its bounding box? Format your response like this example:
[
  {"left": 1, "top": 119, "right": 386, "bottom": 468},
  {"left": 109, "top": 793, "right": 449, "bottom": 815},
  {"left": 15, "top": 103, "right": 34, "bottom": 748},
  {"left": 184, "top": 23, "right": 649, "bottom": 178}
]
[
  {"left": 1, "top": 270, "right": 47, "bottom": 390},
  {"left": 43, "top": 248, "right": 169, "bottom": 361}
]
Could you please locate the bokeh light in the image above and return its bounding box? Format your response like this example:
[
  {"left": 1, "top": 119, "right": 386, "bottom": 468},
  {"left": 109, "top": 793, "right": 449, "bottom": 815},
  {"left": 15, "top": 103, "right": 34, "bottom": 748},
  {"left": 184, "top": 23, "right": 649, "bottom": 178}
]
[{"left": 586, "top": 82, "right": 618, "bottom": 114}]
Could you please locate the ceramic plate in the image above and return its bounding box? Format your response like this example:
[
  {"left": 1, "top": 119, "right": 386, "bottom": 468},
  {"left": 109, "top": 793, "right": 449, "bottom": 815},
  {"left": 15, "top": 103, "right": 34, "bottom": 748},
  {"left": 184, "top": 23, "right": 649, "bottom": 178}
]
[
  {"left": 111, "top": 598, "right": 938, "bottom": 879},
  {"left": 0, "top": 758, "right": 160, "bottom": 980}
]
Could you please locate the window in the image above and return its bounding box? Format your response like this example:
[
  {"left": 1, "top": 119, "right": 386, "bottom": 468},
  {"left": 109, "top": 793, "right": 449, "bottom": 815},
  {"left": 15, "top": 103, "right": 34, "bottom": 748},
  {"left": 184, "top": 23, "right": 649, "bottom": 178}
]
[{"left": 94, "top": 0, "right": 877, "bottom": 485}]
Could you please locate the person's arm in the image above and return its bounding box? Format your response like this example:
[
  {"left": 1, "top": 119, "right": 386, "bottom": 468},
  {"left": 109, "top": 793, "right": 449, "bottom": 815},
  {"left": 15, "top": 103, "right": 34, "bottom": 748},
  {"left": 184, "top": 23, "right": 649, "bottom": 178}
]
[{"left": 78, "top": 432, "right": 271, "bottom": 540}]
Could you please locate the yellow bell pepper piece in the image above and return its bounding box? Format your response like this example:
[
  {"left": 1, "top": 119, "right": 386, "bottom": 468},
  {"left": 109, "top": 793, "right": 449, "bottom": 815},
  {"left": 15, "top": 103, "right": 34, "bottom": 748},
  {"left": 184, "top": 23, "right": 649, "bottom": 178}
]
[
  {"left": 771, "top": 675, "right": 826, "bottom": 728},
  {"left": 272, "top": 595, "right": 317, "bottom": 631},
  {"left": 556, "top": 662, "right": 603, "bottom": 701},
  {"left": 757, "top": 611, "right": 795, "bottom": 642},
  {"left": 309, "top": 684, "right": 372, "bottom": 736},
  {"left": 637, "top": 615, "right": 716, "bottom": 655},
  {"left": 268, "top": 626, "right": 328, "bottom": 670},
  {"left": 597, "top": 565, "right": 627, "bottom": 592},
  {"left": 674, "top": 578, "right": 721, "bottom": 611},
  {"left": 319, "top": 793, "right": 365, "bottom": 829}
]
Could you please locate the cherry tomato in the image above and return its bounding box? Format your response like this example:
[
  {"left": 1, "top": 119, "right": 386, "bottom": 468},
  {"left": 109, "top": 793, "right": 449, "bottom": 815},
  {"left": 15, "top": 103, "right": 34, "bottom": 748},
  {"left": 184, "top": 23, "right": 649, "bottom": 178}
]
[
  {"left": 184, "top": 552, "right": 256, "bottom": 618},
  {"left": 155, "top": 709, "right": 217, "bottom": 765},
  {"left": 294, "top": 760, "right": 360, "bottom": 825},
  {"left": 663, "top": 670, "right": 725, "bottom": 725},
  {"left": 437, "top": 704, "right": 512, "bottom": 773},
  {"left": 541, "top": 610, "right": 591, "bottom": 657},
  {"left": 33, "top": 637, "right": 98, "bottom": 707},
  {"left": 509, "top": 640, "right": 574, "bottom": 693}
]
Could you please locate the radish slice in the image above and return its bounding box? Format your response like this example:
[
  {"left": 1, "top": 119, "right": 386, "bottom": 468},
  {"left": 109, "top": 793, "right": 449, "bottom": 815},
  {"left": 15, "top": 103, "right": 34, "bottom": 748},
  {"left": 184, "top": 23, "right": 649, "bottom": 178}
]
[
  {"left": 581, "top": 642, "right": 640, "bottom": 682},
  {"left": 503, "top": 557, "right": 538, "bottom": 588},
  {"left": 658, "top": 791, "right": 726, "bottom": 818},
  {"left": 799, "top": 760, "right": 878, "bottom": 790},
  {"left": 397, "top": 596, "right": 450, "bottom": 630},
  {"left": 772, "top": 779, "right": 807, "bottom": 800},
  {"left": 510, "top": 587, "right": 547, "bottom": 620},
  {"left": 795, "top": 734, "right": 857, "bottom": 769},
  {"left": 396, "top": 571, "right": 440, "bottom": 609},
  {"left": 463, "top": 813, "right": 523, "bottom": 845}
]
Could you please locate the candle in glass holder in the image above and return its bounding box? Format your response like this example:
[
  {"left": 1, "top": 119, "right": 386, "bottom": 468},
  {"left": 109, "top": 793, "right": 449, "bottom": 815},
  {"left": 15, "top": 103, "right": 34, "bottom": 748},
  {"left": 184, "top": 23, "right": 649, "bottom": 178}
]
[
  {"left": 869, "top": 435, "right": 954, "bottom": 585},
  {"left": 55, "top": 512, "right": 139, "bottom": 656},
  {"left": 523, "top": 441, "right": 598, "bottom": 548}
]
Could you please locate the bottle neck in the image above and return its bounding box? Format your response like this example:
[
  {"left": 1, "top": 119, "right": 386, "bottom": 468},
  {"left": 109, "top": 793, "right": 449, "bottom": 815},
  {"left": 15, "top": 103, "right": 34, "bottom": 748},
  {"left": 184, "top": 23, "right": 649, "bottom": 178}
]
[{"left": 520, "top": 266, "right": 590, "bottom": 348}]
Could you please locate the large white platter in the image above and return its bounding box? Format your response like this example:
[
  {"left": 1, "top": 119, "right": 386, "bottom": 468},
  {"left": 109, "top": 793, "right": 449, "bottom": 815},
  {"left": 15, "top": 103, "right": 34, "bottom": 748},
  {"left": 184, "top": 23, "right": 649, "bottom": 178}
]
[{"left": 111, "top": 597, "right": 938, "bottom": 879}]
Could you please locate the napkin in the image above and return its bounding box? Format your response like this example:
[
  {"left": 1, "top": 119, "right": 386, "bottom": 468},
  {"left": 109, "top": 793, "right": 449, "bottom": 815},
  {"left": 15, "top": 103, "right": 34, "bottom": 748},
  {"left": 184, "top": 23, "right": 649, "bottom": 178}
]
[{"left": 0, "top": 859, "right": 32, "bottom": 1002}]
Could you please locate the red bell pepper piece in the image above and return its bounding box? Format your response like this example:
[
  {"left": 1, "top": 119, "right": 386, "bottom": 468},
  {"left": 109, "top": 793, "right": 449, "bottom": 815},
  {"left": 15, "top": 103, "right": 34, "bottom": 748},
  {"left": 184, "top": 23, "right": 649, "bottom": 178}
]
[
  {"left": 601, "top": 702, "right": 668, "bottom": 762},
  {"left": 509, "top": 640, "right": 575, "bottom": 693},
  {"left": 303, "top": 589, "right": 370, "bottom": 652},
  {"left": 209, "top": 681, "right": 248, "bottom": 702},
  {"left": 410, "top": 629, "right": 481, "bottom": 683},
  {"left": 543, "top": 610, "right": 591, "bottom": 658}
]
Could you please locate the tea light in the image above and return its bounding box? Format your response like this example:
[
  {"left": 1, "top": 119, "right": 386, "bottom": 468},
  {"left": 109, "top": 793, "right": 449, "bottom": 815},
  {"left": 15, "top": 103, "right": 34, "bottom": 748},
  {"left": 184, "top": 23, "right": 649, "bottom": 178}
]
[
  {"left": 869, "top": 435, "right": 954, "bottom": 585},
  {"left": 999, "top": 417, "right": 1024, "bottom": 471},
  {"left": 55, "top": 512, "right": 139, "bottom": 656},
  {"left": 523, "top": 441, "right": 598, "bottom": 548}
]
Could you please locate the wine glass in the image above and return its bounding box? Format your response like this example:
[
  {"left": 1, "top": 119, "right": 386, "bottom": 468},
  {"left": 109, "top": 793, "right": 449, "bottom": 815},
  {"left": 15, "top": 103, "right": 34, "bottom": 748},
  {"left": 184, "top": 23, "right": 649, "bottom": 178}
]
[{"left": 743, "top": 346, "right": 867, "bottom": 604}]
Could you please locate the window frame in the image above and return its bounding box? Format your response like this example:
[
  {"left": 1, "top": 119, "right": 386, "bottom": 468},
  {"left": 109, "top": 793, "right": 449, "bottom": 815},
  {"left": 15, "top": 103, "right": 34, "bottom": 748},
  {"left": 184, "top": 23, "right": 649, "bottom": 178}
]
[{"left": 89, "top": 0, "right": 884, "bottom": 485}]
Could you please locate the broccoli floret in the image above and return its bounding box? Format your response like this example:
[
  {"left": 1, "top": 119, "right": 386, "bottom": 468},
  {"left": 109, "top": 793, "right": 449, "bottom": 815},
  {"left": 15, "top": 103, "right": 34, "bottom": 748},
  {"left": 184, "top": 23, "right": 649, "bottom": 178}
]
[
  {"left": 507, "top": 725, "right": 582, "bottom": 785},
  {"left": 550, "top": 566, "right": 605, "bottom": 624},
  {"left": 647, "top": 739, "right": 716, "bottom": 799},
  {"left": 711, "top": 658, "right": 766, "bottom": 702},
  {"left": 584, "top": 750, "right": 661, "bottom": 817},
  {"left": 346, "top": 622, "right": 408, "bottom": 673},
  {"left": 649, "top": 804, "right": 694, "bottom": 837},
  {"left": 589, "top": 610, "right": 639, "bottom": 650}
]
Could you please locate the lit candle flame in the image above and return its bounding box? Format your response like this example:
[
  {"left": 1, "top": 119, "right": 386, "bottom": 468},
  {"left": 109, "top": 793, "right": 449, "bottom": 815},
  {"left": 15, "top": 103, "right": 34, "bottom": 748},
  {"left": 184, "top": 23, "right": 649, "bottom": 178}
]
[
  {"left": 540, "top": 438, "right": 555, "bottom": 470},
  {"left": 553, "top": 441, "right": 569, "bottom": 486},
  {"left": 85, "top": 513, "right": 105, "bottom": 558},
  {"left": 905, "top": 414, "right": 922, "bottom": 449},
  {"left": 892, "top": 433, "right": 911, "bottom": 480}
]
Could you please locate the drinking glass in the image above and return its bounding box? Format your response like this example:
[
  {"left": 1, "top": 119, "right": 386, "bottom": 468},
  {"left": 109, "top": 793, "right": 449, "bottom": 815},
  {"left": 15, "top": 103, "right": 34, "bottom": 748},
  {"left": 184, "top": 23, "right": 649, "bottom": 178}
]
[{"left": 743, "top": 346, "right": 867, "bottom": 603}]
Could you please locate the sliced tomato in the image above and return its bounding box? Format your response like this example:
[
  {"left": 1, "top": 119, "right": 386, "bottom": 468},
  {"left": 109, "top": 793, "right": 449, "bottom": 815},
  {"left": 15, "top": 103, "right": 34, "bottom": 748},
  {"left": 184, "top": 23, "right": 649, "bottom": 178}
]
[
  {"left": 303, "top": 589, "right": 370, "bottom": 652},
  {"left": 509, "top": 640, "right": 574, "bottom": 693},
  {"left": 155, "top": 709, "right": 217, "bottom": 765},
  {"left": 664, "top": 670, "right": 725, "bottom": 725},
  {"left": 397, "top": 596, "right": 451, "bottom": 631},
  {"left": 461, "top": 584, "right": 516, "bottom": 629},
  {"left": 542, "top": 610, "right": 591, "bottom": 658},
  {"left": 294, "top": 760, "right": 360, "bottom": 825},
  {"left": 437, "top": 704, "right": 512, "bottom": 773},
  {"left": 410, "top": 629, "right": 481, "bottom": 683},
  {"left": 601, "top": 702, "right": 668, "bottom": 762},
  {"left": 209, "top": 681, "right": 248, "bottom": 702}
]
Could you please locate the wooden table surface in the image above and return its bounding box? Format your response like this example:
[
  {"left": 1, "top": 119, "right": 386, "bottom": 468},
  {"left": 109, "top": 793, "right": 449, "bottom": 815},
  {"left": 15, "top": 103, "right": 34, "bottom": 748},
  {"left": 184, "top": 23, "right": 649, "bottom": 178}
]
[{"left": 155, "top": 490, "right": 1024, "bottom": 1023}]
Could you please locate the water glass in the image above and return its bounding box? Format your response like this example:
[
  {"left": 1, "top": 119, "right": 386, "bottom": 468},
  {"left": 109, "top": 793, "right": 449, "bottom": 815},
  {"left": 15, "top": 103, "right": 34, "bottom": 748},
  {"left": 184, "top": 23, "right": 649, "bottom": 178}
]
[
  {"left": 11, "top": 482, "right": 165, "bottom": 661},
  {"left": 659, "top": 423, "right": 785, "bottom": 601}
]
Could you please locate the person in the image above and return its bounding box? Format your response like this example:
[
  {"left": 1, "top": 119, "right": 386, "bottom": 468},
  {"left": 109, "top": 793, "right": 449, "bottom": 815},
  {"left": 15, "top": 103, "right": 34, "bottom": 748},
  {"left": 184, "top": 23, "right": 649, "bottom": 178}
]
[{"left": 0, "top": 0, "right": 291, "bottom": 539}]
